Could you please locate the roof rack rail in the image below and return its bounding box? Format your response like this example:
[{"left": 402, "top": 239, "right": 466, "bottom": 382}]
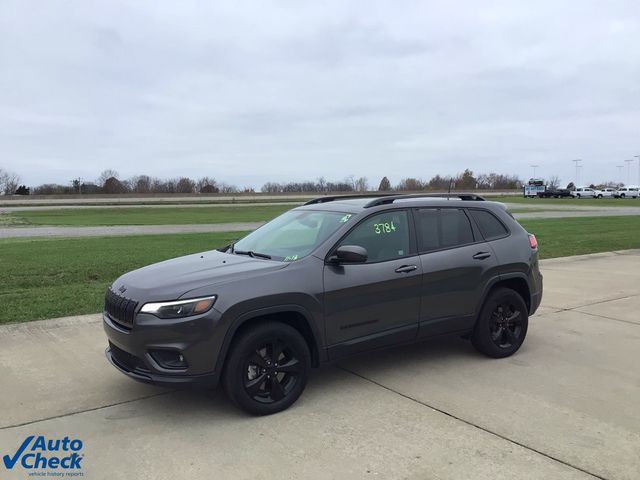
[
  {"left": 303, "top": 194, "right": 395, "bottom": 205},
  {"left": 363, "top": 193, "right": 486, "bottom": 208}
]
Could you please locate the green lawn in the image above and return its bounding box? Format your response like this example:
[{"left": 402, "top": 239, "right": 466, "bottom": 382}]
[
  {"left": 1, "top": 215, "right": 639, "bottom": 324},
  {"left": 0, "top": 231, "right": 247, "bottom": 324},
  {"left": 519, "top": 216, "right": 640, "bottom": 259},
  {"left": 487, "top": 196, "right": 640, "bottom": 207},
  {"left": 7, "top": 204, "right": 294, "bottom": 226}
]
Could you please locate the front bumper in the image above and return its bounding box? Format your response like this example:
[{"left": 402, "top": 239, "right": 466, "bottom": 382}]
[
  {"left": 105, "top": 346, "right": 218, "bottom": 388},
  {"left": 103, "top": 309, "right": 224, "bottom": 388}
]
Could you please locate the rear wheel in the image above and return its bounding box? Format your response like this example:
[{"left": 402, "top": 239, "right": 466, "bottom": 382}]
[
  {"left": 223, "top": 322, "right": 310, "bottom": 415},
  {"left": 472, "top": 288, "right": 528, "bottom": 358},
  {"left": 621, "top": 193, "right": 626, "bottom": 198}
]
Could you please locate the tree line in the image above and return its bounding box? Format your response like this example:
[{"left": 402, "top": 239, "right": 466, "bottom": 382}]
[{"left": 1, "top": 167, "right": 523, "bottom": 196}]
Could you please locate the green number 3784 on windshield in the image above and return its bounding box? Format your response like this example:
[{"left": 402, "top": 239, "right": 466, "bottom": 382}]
[{"left": 373, "top": 221, "right": 397, "bottom": 234}]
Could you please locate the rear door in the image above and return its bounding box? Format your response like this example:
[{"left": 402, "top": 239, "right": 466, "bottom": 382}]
[
  {"left": 414, "top": 207, "right": 498, "bottom": 338},
  {"left": 323, "top": 209, "right": 422, "bottom": 357}
]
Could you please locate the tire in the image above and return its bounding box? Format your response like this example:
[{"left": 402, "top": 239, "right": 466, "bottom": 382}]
[
  {"left": 576, "top": 193, "right": 581, "bottom": 198},
  {"left": 621, "top": 193, "right": 626, "bottom": 198},
  {"left": 597, "top": 194, "right": 603, "bottom": 199},
  {"left": 223, "top": 321, "right": 310, "bottom": 415},
  {"left": 472, "top": 288, "right": 528, "bottom": 358}
]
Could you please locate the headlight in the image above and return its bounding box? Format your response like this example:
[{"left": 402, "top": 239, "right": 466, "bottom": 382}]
[{"left": 140, "top": 295, "right": 217, "bottom": 319}]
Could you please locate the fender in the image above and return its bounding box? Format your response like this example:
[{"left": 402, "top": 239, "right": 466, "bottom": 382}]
[
  {"left": 475, "top": 272, "right": 531, "bottom": 315},
  {"left": 214, "top": 304, "right": 325, "bottom": 375}
]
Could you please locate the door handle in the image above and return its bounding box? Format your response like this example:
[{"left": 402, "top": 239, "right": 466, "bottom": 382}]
[
  {"left": 472, "top": 252, "right": 492, "bottom": 260},
  {"left": 395, "top": 265, "right": 418, "bottom": 273}
]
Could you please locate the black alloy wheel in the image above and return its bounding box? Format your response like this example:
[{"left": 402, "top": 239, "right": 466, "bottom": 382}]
[
  {"left": 472, "top": 287, "right": 529, "bottom": 358},
  {"left": 489, "top": 302, "right": 524, "bottom": 349},
  {"left": 223, "top": 322, "right": 310, "bottom": 415},
  {"left": 243, "top": 338, "right": 302, "bottom": 404}
]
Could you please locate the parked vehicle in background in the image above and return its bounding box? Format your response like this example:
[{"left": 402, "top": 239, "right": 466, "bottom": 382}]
[
  {"left": 537, "top": 188, "right": 572, "bottom": 198},
  {"left": 523, "top": 179, "right": 546, "bottom": 198},
  {"left": 571, "top": 187, "right": 597, "bottom": 198},
  {"left": 596, "top": 188, "right": 616, "bottom": 198},
  {"left": 614, "top": 187, "right": 639, "bottom": 198}
]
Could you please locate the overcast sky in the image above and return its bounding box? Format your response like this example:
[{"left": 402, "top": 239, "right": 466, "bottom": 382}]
[{"left": 1, "top": 0, "right": 639, "bottom": 189}]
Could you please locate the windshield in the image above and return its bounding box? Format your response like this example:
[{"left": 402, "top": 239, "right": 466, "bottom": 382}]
[{"left": 231, "top": 209, "right": 353, "bottom": 261}]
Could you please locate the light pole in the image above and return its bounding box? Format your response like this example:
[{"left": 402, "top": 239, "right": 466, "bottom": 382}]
[
  {"left": 635, "top": 155, "right": 640, "bottom": 186},
  {"left": 571, "top": 159, "right": 582, "bottom": 185},
  {"left": 624, "top": 159, "right": 633, "bottom": 185},
  {"left": 530, "top": 165, "right": 539, "bottom": 178},
  {"left": 617, "top": 165, "right": 624, "bottom": 184}
]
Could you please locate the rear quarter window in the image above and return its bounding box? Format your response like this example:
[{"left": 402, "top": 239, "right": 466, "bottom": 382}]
[{"left": 468, "top": 209, "right": 509, "bottom": 241}]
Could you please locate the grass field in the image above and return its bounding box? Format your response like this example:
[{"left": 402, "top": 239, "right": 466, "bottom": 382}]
[
  {"left": 1, "top": 215, "right": 639, "bottom": 324},
  {"left": 518, "top": 216, "right": 640, "bottom": 259},
  {"left": 4, "top": 204, "right": 294, "bottom": 226},
  {"left": 0, "top": 231, "right": 247, "bottom": 323}
]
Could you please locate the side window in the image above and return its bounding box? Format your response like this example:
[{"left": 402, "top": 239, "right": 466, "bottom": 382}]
[
  {"left": 415, "top": 208, "right": 474, "bottom": 252},
  {"left": 468, "top": 209, "right": 509, "bottom": 241},
  {"left": 339, "top": 210, "right": 410, "bottom": 263},
  {"left": 440, "top": 209, "right": 474, "bottom": 247}
]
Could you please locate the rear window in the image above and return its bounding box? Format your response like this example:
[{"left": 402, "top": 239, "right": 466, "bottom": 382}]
[
  {"left": 414, "top": 208, "right": 474, "bottom": 252},
  {"left": 468, "top": 209, "right": 509, "bottom": 241}
]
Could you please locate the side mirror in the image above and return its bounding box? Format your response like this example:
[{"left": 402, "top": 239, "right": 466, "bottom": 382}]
[{"left": 330, "top": 245, "right": 368, "bottom": 264}]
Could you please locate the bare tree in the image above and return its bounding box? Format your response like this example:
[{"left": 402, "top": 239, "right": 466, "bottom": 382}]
[
  {"left": 0, "top": 168, "right": 21, "bottom": 195},
  {"left": 219, "top": 182, "right": 239, "bottom": 194},
  {"left": 396, "top": 177, "right": 425, "bottom": 191},
  {"left": 547, "top": 175, "right": 561, "bottom": 189},
  {"left": 197, "top": 176, "right": 219, "bottom": 193},
  {"left": 354, "top": 177, "right": 368, "bottom": 192},
  {"left": 129, "top": 175, "right": 152, "bottom": 193},
  {"left": 97, "top": 169, "right": 119, "bottom": 187},
  {"left": 176, "top": 177, "right": 196, "bottom": 193}
]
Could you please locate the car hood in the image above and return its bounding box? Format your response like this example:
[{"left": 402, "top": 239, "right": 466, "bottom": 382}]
[{"left": 111, "top": 249, "right": 288, "bottom": 301}]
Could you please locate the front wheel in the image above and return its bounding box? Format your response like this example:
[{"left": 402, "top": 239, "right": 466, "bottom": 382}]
[
  {"left": 621, "top": 193, "right": 626, "bottom": 198},
  {"left": 472, "top": 288, "right": 528, "bottom": 358},
  {"left": 223, "top": 322, "right": 310, "bottom": 415},
  {"left": 597, "top": 194, "right": 603, "bottom": 199}
]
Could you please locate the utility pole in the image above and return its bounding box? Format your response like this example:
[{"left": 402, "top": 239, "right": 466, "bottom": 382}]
[
  {"left": 571, "top": 159, "right": 582, "bottom": 185},
  {"left": 530, "top": 165, "right": 539, "bottom": 178},
  {"left": 624, "top": 159, "right": 633, "bottom": 185}
]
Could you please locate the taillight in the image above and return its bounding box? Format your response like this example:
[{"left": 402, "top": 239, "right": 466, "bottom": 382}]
[{"left": 528, "top": 233, "right": 538, "bottom": 249}]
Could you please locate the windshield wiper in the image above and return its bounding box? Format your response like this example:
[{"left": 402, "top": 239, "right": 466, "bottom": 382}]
[{"left": 234, "top": 249, "right": 272, "bottom": 260}]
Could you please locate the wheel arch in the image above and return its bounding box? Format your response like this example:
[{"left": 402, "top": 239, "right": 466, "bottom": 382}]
[
  {"left": 477, "top": 274, "right": 532, "bottom": 317},
  {"left": 215, "top": 305, "right": 324, "bottom": 374}
]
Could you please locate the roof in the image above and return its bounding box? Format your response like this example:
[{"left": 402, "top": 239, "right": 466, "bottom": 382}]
[{"left": 297, "top": 193, "right": 505, "bottom": 213}]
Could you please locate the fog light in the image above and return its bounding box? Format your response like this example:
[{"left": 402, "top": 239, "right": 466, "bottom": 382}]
[{"left": 149, "top": 350, "right": 188, "bottom": 369}]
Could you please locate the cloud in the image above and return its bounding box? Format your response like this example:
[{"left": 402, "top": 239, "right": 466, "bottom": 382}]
[{"left": 1, "top": 0, "right": 639, "bottom": 188}]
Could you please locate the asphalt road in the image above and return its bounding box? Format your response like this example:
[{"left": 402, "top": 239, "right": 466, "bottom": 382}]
[{"left": 1, "top": 251, "right": 639, "bottom": 479}]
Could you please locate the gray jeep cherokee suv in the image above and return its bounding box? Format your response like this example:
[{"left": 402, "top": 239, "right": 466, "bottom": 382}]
[{"left": 103, "top": 193, "right": 542, "bottom": 415}]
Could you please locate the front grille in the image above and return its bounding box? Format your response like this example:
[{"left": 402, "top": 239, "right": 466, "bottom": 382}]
[
  {"left": 109, "top": 342, "right": 149, "bottom": 373},
  {"left": 105, "top": 288, "right": 139, "bottom": 328}
]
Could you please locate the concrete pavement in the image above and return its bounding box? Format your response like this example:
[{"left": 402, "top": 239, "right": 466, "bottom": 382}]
[{"left": 1, "top": 251, "right": 639, "bottom": 479}]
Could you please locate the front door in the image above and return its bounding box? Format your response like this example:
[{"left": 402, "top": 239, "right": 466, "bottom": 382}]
[{"left": 323, "top": 210, "right": 422, "bottom": 358}]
